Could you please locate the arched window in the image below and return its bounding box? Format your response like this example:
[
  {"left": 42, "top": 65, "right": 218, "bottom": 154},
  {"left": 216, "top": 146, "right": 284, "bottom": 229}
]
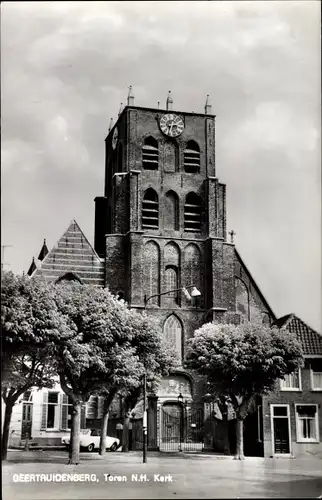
[
  {"left": 144, "top": 241, "right": 160, "bottom": 306},
  {"left": 184, "top": 141, "right": 200, "bottom": 173},
  {"left": 184, "top": 192, "right": 202, "bottom": 231},
  {"left": 142, "top": 189, "right": 159, "bottom": 229},
  {"left": 164, "top": 315, "right": 182, "bottom": 360},
  {"left": 142, "top": 136, "right": 159, "bottom": 170},
  {"left": 165, "top": 266, "right": 178, "bottom": 304},
  {"left": 184, "top": 244, "right": 201, "bottom": 295},
  {"left": 165, "top": 191, "right": 179, "bottom": 231},
  {"left": 56, "top": 272, "right": 83, "bottom": 284}
]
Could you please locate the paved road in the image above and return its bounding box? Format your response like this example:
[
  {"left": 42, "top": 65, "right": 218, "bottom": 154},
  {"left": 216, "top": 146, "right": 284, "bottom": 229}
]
[{"left": 3, "top": 450, "right": 322, "bottom": 499}]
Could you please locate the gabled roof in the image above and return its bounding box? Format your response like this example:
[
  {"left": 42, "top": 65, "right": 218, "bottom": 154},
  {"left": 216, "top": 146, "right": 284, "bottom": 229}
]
[
  {"left": 32, "top": 220, "right": 105, "bottom": 287},
  {"left": 273, "top": 314, "right": 322, "bottom": 356}
]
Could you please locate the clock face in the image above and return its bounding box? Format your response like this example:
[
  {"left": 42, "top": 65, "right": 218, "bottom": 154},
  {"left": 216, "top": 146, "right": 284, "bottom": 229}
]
[
  {"left": 159, "top": 114, "right": 184, "bottom": 138},
  {"left": 112, "top": 127, "right": 118, "bottom": 149}
]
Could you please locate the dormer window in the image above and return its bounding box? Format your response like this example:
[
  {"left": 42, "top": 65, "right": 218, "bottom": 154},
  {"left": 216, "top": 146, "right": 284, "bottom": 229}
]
[
  {"left": 142, "top": 136, "right": 159, "bottom": 170},
  {"left": 184, "top": 141, "right": 200, "bottom": 173},
  {"left": 142, "top": 189, "right": 159, "bottom": 229},
  {"left": 184, "top": 192, "right": 202, "bottom": 231}
]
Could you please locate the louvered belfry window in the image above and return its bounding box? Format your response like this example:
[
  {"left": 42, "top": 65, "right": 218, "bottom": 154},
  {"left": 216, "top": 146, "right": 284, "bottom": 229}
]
[
  {"left": 142, "top": 189, "right": 159, "bottom": 229},
  {"left": 184, "top": 192, "right": 202, "bottom": 231},
  {"left": 142, "top": 136, "right": 159, "bottom": 170},
  {"left": 184, "top": 141, "right": 200, "bottom": 173}
]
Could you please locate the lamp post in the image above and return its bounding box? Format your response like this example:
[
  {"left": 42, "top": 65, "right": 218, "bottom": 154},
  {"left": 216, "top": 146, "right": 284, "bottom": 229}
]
[
  {"left": 144, "top": 285, "right": 201, "bottom": 308},
  {"left": 142, "top": 285, "right": 201, "bottom": 463},
  {"left": 178, "top": 392, "right": 183, "bottom": 452},
  {"left": 142, "top": 371, "right": 147, "bottom": 463}
]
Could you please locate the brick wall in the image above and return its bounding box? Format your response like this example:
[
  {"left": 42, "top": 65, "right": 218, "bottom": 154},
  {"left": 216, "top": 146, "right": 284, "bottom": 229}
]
[{"left": 262, "top": 364, "right": 322, "bottom": 458}]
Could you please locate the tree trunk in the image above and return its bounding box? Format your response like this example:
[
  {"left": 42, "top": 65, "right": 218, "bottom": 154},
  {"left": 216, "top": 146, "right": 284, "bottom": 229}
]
[
  {"left": 122, "top": 410, "right": 131, "bottom": 453},
  {"left": 99, "top": 411, "right": 109, "bottom": 456},
  {"left": 222, "top": 412, "right": 230, "bottom": 455},
  {"left": 68, "top": 401, "right": 81, "bottom": 464},
  {"left": 1, "top": 400, "right": 14, "bottom": 461},
  {"left": 234, "top": 418, "right": 245, "bottom": 460},
  {"left": 99, "top": 389, "right": 117, "bottom": 456}
]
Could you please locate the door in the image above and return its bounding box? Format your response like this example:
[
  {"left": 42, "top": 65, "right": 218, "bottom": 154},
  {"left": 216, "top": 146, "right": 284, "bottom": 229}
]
[
  {"left": 161, "top": 402, "right": 204, "bottom": 452},
  {"left": 271, "top": 405, "right": 290, "bottom": 454},
  {"left": 21, "top": 403, "right": 33, "bottom": 439}
]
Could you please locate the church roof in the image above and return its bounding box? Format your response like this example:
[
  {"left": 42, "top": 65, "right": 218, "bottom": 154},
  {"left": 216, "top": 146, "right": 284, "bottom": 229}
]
[
  {"left": 234, "top": 249, "right": 276, "bottom": 320},
  {"left": 33, "top": 220, "right": 105, "bottom": 287},
  {"left": 273, "top": 314, "right": 322, "bottom": 356}
]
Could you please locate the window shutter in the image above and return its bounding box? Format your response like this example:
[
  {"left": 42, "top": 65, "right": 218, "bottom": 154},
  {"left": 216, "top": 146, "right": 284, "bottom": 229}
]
[
  {"left": 61, "top": 394, "right": 68, "bottom": 430},
  {"left": 80, "top": 404, "right": 86, "bottom": 429},
  {"left": 41, "top": 392, "right": 48, "bottom": 430}
]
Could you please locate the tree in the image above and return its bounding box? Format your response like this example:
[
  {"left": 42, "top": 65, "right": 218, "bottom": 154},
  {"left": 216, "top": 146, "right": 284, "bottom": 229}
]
[
  {"left": 186, "top": 322, "right": 303, "bottom": 460},
  {"left": 1, "top": 272, "right": 60, "bottom": 460},
  {"left": 51, "top": 282, "right": 138, "bottom": 464},
  {"left": 117, "top": 313, "right": 180, "bottom": 453}
]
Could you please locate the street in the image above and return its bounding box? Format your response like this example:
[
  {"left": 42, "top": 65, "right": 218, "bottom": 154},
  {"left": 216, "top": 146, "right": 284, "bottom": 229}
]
[{"left": 2, "top": 450, "right": 322, "bottom": 499}]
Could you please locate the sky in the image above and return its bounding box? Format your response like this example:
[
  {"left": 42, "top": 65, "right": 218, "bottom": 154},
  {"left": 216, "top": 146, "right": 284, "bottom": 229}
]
[{"left": 1, "top": 1, "right": 321, "bottom": 331}]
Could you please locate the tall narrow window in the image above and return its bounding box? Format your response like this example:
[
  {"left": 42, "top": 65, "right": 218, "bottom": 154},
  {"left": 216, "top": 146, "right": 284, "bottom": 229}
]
[
  {"left": 144, "top": 241, "right": 160, "bottom": 306},
  {"left": 184, "top": 243, "right": 202, "bottom": 307},
  {"left": 184, "top": 192, "right": 202, "bottom": 231},
  {"left": 47, "top": 392, "right": 60, "bottom": 429},
  {"left": 165, "top": 191, "right": 179, "bottom": 231},
  {"left": 165, "top": 266, "right": 178, "bottom": 304},
  {"left": 142, "top": 189, "right": 159, "bottom": 229},
  {"left": 184, "top": 141, "right": 200, "bottom": 173},
  {"left": 164, "top": 315, "right": 182, "bottom": 361},
  {"left": 142, "top": 136, "right": 159, "bottom": 170}
]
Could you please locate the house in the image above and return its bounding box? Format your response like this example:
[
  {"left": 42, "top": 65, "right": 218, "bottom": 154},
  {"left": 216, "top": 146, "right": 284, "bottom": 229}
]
[{"left": 262, "top": 314, "right": 322, "bottom": 458}]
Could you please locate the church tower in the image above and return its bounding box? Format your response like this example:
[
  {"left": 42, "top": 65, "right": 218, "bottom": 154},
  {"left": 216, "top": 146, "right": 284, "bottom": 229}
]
[
  {"left": 93, "top": 89, "right": 274, "bottom": 449},
  {"left": 94, "top": 90, "right": 237, "bottom": 346}
]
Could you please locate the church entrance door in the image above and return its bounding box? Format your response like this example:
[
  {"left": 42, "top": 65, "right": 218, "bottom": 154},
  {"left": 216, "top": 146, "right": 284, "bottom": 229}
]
[{"left": 160, "top": 402, "right": 204, "bottom": 452}]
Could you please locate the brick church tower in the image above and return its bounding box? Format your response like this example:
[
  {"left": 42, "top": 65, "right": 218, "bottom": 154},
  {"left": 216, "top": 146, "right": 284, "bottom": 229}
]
[{"left": 92, "top": 89, "right": 274, "bottom": 448}]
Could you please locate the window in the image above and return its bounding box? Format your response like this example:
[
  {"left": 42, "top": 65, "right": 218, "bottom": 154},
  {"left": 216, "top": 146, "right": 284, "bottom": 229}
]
[
  {"left": 144, "top": 241, "right": 160, "bottom": 306},
  {"left": 41, "top": 392, "right": 83, "bottom": 430},
  {"left": 280, "top": 370, "right": 301, "bottom": 391},
  {"left": 164, "top": 315, "right": 182, "bottom": 361},
  {"left": 184, "top": 192, "right": 202, "bottom": 231},
  {"left": 164, "top": 191, "right": 179, "bottom": 231},
  {"left": 310, "top": 359, "right": 322, "bottom": 390},
  {"left": 142, "top": 189, "right": 159, "bottom": 229},
  {"left": 295, "top": 405, "right": 319, "bottom": 442},
  {"left": 47, "top": 392, "right": 60, "bottom": 429},
  {"left": 142, "top": 136, "right": 159, "bottom": 170},
  {"left": 165, "top": 266, "right": 178, "bottom": 304},
  {"left": 184, "top": 243, "right": 202, "bottom": 307},
  {"left": 56, "top": 272, "right": 82, "bottom": 284},
  {"left": 61, "top": 394, "right": 73, "bottom": 430},
  {"left": 184, "top": 141, "right": 200, "bottom": 173},
  {"left": 312, "top": 371, "right": 322, "bottom": 390},
  {"left": 23, "top": 391, "right": 33, "bottom": 402}
]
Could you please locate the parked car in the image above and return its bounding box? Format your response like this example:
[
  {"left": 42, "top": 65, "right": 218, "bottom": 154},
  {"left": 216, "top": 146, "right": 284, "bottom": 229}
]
[{"left": 61, "top": 429, "right": 120, "bottom": 452}]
